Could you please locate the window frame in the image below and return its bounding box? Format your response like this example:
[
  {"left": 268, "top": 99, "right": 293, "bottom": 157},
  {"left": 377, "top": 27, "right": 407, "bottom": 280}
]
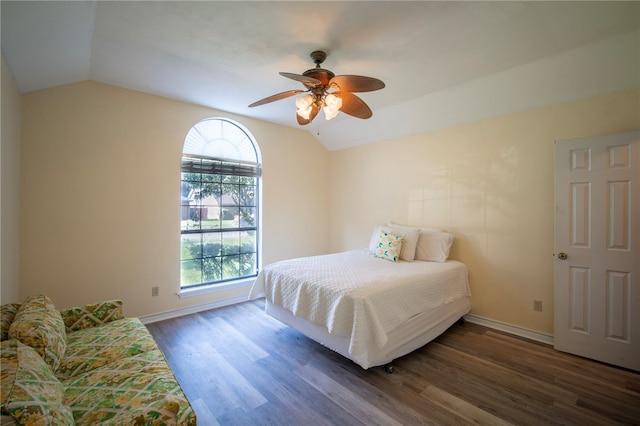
[{"left": 179, "top": 118, "right": 261, "bottom": 297}]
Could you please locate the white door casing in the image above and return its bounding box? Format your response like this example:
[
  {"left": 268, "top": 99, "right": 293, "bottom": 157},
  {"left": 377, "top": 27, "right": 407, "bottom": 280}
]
[{"left": 554, "top": 131, "right": 639, "bottom": 371}]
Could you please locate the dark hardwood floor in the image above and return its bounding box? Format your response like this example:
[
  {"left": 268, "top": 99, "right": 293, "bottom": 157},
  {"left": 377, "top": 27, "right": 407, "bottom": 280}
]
[{"left": 146, "top": 299, "right": 640, "bottom": 425}]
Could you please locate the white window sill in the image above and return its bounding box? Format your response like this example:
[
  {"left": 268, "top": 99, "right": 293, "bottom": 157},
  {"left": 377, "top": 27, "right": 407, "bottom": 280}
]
[{"left": 178, "top": 276, "right": 256, "bottom": 299}]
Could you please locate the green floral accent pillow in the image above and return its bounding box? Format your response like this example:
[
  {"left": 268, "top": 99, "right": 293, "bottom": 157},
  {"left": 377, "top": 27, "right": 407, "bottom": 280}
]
[
  {"left": 59, "top": 300, "right": 124, "bottom": 333},
  {"left": 8, "top": 295, "right": 67, "bottom": 372},
  {"left": 1, "top": 304, "right": 21, "bottom": 341},
  {"left": 1, "top": 339, "right": 75, "bottom": 425},
  {"left": 373, "top": 230, "right": 404, "bottom": 262}
]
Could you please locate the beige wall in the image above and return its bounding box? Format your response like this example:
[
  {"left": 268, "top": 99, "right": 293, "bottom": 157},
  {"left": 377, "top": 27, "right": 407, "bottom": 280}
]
[
  {"left": 329, "top": 89, "right": 640, "bottom": 335},
  {"left": 20, "top": 81, "right": 329, "bottom": 317},
  {"left": 1, "top": 54, "right": 22, "bottom": 304},
  {"left": 11, "top": 74, "right": 640, "bottom": 334}
]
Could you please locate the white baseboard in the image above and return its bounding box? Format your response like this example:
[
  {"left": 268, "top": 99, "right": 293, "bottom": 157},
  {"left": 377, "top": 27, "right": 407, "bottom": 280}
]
[
  {"left": 139, "top": 295, "right": 249, "bottom": 324},
  {"left": 140, "top": 297, "right": 555, "bottom": 348},
  {"left": 464, "top": 314, "right": 554, "bottom": 346}
]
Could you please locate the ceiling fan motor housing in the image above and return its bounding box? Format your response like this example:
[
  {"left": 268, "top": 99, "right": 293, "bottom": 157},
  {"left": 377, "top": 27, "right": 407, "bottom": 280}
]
[{"left": 302, "top": 68, "right": 335, "bottom": 87}]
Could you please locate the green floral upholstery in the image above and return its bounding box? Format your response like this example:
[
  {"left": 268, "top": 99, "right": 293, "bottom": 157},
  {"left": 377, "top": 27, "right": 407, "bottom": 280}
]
[
  {"left": 56, "top": 318, "right": 158, "bottom": 381},
  {"left": 1, "top": 297, "right": 196, "bottom": 425},
  {"left": 8, "top": 295, "right": 67, "bottom": 372},
  {"left": 64, "top": 350, "right": 196, "bottom": 425},
  {"left": 59, "top": 300, "right": 124, "bottom": 333},
  {"left": 1, "top": 304, "right": 20, "bottom": 341},
  {"left": 1, "top": 339, "right": 75, "bottom": 425},
  {"left": 0, "top": 339, "right": 18, "bottom": 409}
]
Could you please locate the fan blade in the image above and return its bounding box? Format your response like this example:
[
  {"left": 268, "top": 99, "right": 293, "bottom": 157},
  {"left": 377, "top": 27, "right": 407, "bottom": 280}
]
[
  {"left": 280, "top": 72, "right": 322, "bottom": 88},
  {"left": 329, "top": 75, "right": 385, "bottom": 92},
  {"left": 334, "top": 92, "right": 372, "bottom": 119},
  {"left": 248, "top": 90, "right": 303, "bottom": 107},
  {"left": 296, "top": 103, "right": 320, "bottom": 125}
]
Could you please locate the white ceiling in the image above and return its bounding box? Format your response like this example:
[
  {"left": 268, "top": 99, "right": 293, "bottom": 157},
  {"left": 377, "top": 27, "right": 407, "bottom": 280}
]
[{"left": 2, "top": 1, "right": 638, "bottom": 151}]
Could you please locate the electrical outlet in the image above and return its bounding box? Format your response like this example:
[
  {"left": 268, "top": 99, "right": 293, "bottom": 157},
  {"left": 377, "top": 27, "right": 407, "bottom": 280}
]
[
  {"left": 533, "top": 300, "right": 542, "bottom": 312},
  {"left": 152, "top": 286, "right": 159, "bottom": 297}
]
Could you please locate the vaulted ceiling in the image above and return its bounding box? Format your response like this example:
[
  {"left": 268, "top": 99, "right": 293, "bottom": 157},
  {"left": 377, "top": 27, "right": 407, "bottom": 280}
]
[{"left": 2, "top": 1, "right": 638, "bottom": 150}]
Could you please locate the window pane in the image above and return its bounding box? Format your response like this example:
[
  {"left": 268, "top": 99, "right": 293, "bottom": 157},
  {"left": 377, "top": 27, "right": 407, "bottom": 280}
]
[
  {"left": 222, "top": 255, "right": 240, "bottom": 279},
  {"left": 181, "top": 234, "right": 202, "bottom": 260},
  {"left": 223, "top": 207, "right": 240, "bottom": 228},
  {"left": 202, "top": 232, "right": 222, "bottom": 258},
  {"left": 201, "top": 173, "right": 216, "bottom": 183},
  {"left": 240, "top": 230, "right": 256, "bottom": 254},
  {"left": 239, "top": 207, "right": 256, "bottom": 227},
  {"left": 181, "top": 259, "right": 202, "bottom": 286},
  {"left": 222, "top": 231, "right": 241, "bottom": 255},
  {"left": 181, "top": 173, "right": 201, "bottom": 185},
  {"left": 240, "top": 253, "right": 257, "bottom": 276},
  {"left": 199, "top": 197, "right": 219, "bottom": 230},
  {"left": 239, "top": 184, "right": 257, "bottom": 207},
  {"left": 225, "top": 175, "right": 239, "bottom": 184},
  {"left": 180, "top": 203, "right": 192, "bottom": 230},
  {"left": 222, "top": 183, "right": 239, "bottom": 205},
  {"left": 202, "top": 257, "right": 222, "bottom": 282},
  {"left": 185, "top": 216, "right": 201, "bottom": 231},
  {"left": 206, "top": 182, "right": 222, "bottom": 199}
]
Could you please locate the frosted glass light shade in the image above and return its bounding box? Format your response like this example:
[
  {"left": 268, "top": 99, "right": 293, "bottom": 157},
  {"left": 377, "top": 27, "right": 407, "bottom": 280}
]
[
  {"left": 323, "top": 94, "right": 342, "bottom": 120},
  {"left": 295, "top": 94, "right": 314, "bottom": 120}
]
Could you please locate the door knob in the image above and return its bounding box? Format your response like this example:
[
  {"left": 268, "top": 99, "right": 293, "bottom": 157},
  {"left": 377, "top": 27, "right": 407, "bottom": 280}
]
[{"left": 557, "top": 252, "right": 568, "bottom": 260}]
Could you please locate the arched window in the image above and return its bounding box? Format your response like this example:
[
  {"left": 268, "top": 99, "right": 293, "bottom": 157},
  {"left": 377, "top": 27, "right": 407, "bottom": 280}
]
[{"left": 180, "top": 118, "right": 261, "bottom": 290}]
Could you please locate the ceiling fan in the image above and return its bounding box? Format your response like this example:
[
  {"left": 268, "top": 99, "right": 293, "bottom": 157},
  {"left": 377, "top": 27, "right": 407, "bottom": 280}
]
[{"left": 248, "top": 50, "right": 385, "bottom": 125}]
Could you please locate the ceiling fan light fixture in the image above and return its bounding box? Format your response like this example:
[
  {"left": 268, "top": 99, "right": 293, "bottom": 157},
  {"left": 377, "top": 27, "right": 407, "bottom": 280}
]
[
  {"left": 322, "top": 93, "right": 342, "bottom": 120},
  {"left": 295, "top": 94, "right": 314, "bottom": 120},
  {"left": 249, "top": 50, "right": 384, "bottom": 125}
]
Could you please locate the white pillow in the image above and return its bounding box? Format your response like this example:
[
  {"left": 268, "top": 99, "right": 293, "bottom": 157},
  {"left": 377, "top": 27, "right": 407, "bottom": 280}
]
[
  {"left": 415, "top": 231, "right": 455, "bottom": 262},
  {"left": 368, "top": 225, "right": 383, "bottom": 252},
  {"left": 388, "top": 221, "right": 441, "bottom": 233},
  {"left": 373, "top": 229, "right": 404, "bottom": 262},
  {"left": 382, "top": 225, "right": 420, "bottom": 261}
]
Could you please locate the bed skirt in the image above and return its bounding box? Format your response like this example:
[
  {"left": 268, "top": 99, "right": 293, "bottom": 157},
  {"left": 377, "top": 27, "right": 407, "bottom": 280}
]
[{"left": 265, "top": 296, "right": 471, "bottom": 369}]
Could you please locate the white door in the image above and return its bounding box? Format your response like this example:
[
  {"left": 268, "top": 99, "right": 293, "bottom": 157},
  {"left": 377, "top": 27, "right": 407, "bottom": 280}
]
[{"left": 554, "top": 131, "right": 639, "bottom": 371}]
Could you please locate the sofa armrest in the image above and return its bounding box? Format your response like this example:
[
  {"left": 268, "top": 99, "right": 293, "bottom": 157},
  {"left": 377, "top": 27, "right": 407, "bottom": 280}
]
[{"left": 60, "top": 300, "right": 124, "bottom": 332}]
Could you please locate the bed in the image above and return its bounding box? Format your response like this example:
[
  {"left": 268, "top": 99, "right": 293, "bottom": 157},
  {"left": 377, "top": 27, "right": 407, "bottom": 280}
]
[{"left": 248, "top": 224, "right": 471, "bottom": 370}]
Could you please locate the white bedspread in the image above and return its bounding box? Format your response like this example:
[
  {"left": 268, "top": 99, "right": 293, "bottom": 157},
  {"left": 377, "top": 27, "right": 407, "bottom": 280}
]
[{"left": 248, "top": 249, "right": 471, "bottom": 368}]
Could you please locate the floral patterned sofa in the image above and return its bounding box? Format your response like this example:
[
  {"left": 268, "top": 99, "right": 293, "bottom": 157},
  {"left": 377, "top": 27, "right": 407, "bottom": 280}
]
[{"left": 0, "top": 295, "right": 196, "bottom": 425}]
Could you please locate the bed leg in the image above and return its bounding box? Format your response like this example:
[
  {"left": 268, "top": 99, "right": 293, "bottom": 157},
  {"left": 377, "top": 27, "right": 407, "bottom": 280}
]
[
  {"left": 383, "top": 363, "right": 394, "bottom": 374},
  {"left": 457, "top": 316, "right": 466, "bottom": 325}
]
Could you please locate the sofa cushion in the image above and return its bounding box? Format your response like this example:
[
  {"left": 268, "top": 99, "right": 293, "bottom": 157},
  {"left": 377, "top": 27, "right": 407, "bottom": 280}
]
[
  {"left": 0, "top": 339, "right": 75, "bottom": 425},
  {"left": 64, "top": 349, "right": 196, "bottom": 425},
  {"left": 56, "top": 318, "right": 158, "bottom": 381},
  {"left": 0, "top": 340, "right": 18, "bottom": 410},
  {"left": 8, "top": 295, "right": 67, "bottom": 372},
  {"left": 59, "top": 300, "right": 124, "bottom": 333},
  {"left": 1, "top": 304, "right": 20, "bottom": 341}
]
